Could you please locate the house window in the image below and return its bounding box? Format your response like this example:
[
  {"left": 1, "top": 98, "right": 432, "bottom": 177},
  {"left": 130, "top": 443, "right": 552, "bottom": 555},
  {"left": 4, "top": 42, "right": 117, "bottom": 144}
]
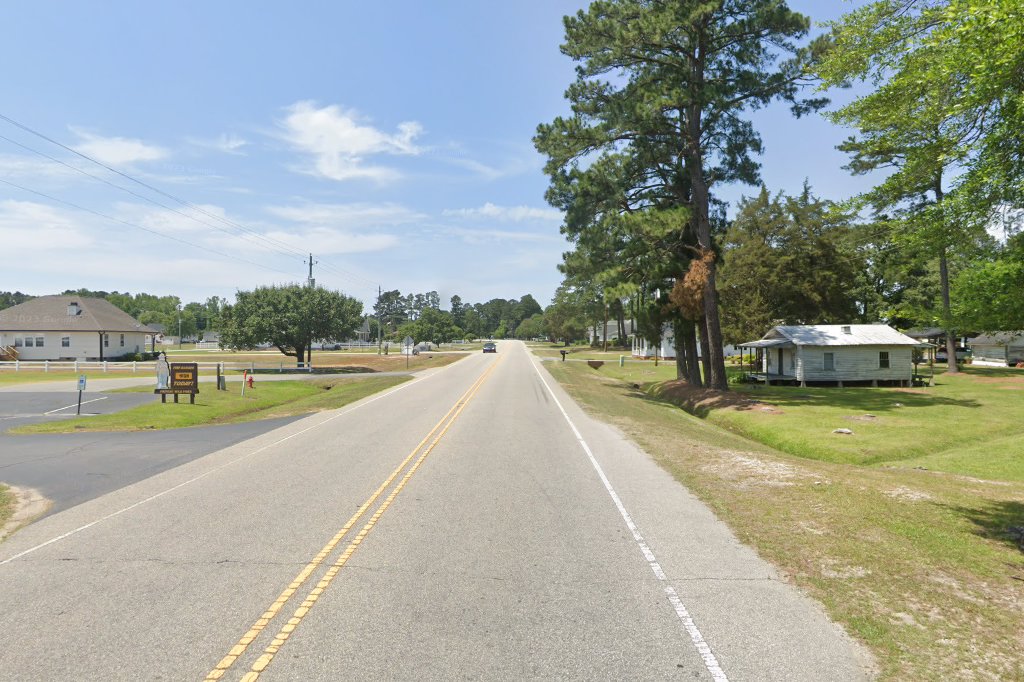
[
  {"left": 35, "top": 337, "right": 44, "bottom": 347},
  {"left": 24, "top": 337, "right": 34, "bottom": 347},
  {"left": 824, "top": 352, "right": 835, "bottom": 371},
  {"left": 879, "top": 351, "right": 890, "bottom": 369},
  {"left": 14, "top": 337, "right": 22, "bottom": 347},
  {"left": 120, "top": 334, "right": 125, "bottom": 347},
  {"left": 104, "top": 334, "right": 109, "bottom": 347},
  {"left": 62, "top": 336, "right": 70, "bottom": 347}
]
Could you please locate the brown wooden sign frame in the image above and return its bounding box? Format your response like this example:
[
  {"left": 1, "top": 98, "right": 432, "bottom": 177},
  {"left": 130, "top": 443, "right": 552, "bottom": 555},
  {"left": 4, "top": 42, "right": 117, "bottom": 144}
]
[{"left": 155, "top": 362, "right": 200, "bottom": 404}]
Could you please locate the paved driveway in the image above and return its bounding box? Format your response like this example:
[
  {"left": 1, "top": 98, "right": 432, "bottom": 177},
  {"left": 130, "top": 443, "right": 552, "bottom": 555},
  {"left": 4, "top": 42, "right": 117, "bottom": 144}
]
[{"left": 0, "top": 389, "right": 302, "bottom": 517}]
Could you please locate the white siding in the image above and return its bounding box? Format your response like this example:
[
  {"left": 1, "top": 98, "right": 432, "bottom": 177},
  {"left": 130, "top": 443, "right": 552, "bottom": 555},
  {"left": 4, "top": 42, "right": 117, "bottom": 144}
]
[
  {"left": 0, "top": 331, "right": 147, "bottom": 360},
  {"left": 798, "top": 345, "right": 913, "bottom": 382}
]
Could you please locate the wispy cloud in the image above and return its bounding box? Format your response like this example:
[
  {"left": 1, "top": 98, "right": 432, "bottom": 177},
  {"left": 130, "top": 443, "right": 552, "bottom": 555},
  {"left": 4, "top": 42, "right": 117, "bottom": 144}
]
[
  {"left": 0, "top": 200, "right": 95, "bottom": 250},
  {"left": 278, "top": 101, "right": 423, "bottom": 182},
  {"left": 266, "top": 202, "right": 424, "bottom": 229},
  {"left": 441, "top": 226, "right": 559, "bottom": 245},
  {"left": 70, "top": 127, "right": 168, "bottom": 166},
  {"left": 443, "top": 202, "right": 562, "bottom": 223},
  {"left": 187, "top": 133, "right": 249, "bottom": 155}
]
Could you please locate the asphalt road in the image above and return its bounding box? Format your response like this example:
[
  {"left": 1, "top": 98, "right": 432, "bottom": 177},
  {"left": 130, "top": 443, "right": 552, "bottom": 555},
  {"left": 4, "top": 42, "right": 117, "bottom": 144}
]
[
  {"left": 0, "top": 387, "right": 307, "bottom": 517},
  {"left": 0, "top": 341, "right": 871, "bottom": 680}
]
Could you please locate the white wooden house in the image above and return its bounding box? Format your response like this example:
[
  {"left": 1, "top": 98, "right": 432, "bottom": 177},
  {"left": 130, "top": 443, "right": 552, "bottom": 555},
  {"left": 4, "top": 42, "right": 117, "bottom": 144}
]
[
  {"left": 970, "top": 332, "right": 1024, "bottom": 366},
  {"left": 739, "top": 324, "right": 923, "bottom": 387},
  {"left": 0, "top": 296, "right": 156, "bottom": 361}
]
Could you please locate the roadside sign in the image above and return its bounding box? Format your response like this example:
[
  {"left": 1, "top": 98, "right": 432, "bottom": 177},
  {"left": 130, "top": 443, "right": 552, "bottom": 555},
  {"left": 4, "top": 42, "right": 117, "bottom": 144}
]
[
  {"left": 403, "top": 335, "right": 414, "bottom": 348},
  {"left": 155, "top": 362, "right": 200, "bottom": 404},
  {"left": 77, "top": 375, "right": 87, "bottom": 391}
]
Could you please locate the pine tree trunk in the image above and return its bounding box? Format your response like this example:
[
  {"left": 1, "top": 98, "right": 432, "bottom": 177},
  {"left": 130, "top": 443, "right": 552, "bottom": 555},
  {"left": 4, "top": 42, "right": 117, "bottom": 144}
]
[
  {"left": 698, "top": 314, "right": 713, "bottom": 387},
  {"left": 683, "top": 320, "right": 702, "bottom": 386},
  {"left": 934, "top": 175, "right": 959, "bottom": 374}
]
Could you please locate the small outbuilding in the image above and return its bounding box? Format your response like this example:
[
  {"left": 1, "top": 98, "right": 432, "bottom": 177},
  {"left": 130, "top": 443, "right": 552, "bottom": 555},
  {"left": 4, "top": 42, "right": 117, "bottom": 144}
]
[
  {"left": 739, "top": 324, "right": 924, "bottom": 387},
  {"left": 969, "top": 332, "right": 1024, "bottom": 367},
  {"left": 0, "top": 296, "right": 156, "bottom": 361}
]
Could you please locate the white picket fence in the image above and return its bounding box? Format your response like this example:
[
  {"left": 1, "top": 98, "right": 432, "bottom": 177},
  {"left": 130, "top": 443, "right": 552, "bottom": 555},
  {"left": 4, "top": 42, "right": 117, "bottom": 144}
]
[{"left": 0, "top": 360, "right": 317, "bottom": 374}]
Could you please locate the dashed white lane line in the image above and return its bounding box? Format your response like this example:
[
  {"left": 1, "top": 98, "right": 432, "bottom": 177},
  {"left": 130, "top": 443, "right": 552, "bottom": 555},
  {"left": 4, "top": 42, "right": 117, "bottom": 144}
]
[
  {"left": 43, "top": 396, "right": 109, "bottom": 415},
  {"left": 531, "top": 356, "right": 729, "bottom": 682}
]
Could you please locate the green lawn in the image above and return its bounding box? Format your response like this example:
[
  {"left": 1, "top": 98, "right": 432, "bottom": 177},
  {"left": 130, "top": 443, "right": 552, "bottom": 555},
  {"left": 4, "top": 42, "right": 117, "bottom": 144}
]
[
  {"left": 539, "top": 356, "right": 1024, "bottom": 681},
  {"left": 11, "top": 376, "right": 410, "bottom": 434},
  {"left": 697, "top": 367, "right": 1024, "bottom": 480}
]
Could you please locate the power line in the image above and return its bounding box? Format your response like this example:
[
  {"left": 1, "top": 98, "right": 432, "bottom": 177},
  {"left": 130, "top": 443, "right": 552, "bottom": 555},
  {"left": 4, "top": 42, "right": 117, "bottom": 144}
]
[
  {"left": 0, "top": 132, "right": 312, "bottom": 262},
  {"left": 0, "top": 112, "right": 382, "bottom": 291},
  {"left": 0, "top": 178, "right": 295, "bottom": 277}
]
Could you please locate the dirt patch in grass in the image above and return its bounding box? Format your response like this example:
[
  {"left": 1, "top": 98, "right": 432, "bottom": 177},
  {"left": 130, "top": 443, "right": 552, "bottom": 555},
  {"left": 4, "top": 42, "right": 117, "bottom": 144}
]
[
  {"left": 0, "top": 486, "right": 50, "bottom": 542},
  {"left": 650, "top": 380, "right": 759, "bottom": 415}
]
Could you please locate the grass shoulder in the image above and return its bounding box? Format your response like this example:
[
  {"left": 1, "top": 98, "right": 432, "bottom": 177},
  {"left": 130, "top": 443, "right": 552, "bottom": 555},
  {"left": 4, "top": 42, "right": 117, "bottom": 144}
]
[
  {"left": 11, "top": 376, "right": 410, "bottom": 434},
  {"left": 539, "top": 356, "right": 1024, "bottom": 681}
]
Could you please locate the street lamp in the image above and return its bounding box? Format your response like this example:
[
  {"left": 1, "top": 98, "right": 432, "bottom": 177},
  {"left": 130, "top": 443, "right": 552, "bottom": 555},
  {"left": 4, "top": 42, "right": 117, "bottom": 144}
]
[{"left": 177, "top": 304, "right": 182, "bottom": 349}]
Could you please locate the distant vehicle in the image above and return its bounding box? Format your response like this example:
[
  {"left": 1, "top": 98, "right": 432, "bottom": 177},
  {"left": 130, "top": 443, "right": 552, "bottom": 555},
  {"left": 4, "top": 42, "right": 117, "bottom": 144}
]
[
  {"left": 935, "top": 347, "right": 971, "bottom": 362},
  {"left": 482, "top": 342, "right": 497, "bottom": 353}
]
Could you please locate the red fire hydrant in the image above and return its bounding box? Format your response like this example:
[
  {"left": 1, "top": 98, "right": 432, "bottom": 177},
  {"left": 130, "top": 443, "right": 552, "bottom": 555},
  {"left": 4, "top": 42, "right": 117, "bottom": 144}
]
[{"left": 247, "top": 374, "right": 254, "bottom": 389}]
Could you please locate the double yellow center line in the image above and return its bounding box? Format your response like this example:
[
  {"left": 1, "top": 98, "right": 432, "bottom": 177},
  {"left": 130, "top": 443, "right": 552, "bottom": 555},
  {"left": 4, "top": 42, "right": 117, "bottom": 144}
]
[{"left": 206, "top": 356, "right": 502, "bottom": 681}]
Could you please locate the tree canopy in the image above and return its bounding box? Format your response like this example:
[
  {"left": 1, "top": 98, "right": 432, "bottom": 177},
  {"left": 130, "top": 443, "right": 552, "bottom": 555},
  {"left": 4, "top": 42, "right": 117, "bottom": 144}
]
[
  {"left": 537, "top": 0, "right": 827, "bottom": 388},
  {"left": 219, "top": 285, "right": 363, "bottom": 365}
]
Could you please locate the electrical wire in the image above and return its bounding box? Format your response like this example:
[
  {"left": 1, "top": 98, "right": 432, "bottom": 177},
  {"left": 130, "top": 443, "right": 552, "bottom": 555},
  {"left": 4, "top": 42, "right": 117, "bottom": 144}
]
[
  {"left": 0, "top": 112, "right": 381, "bottom": 290},
  {"left": 0, "top": 177, "right": 295, "bottom": 277}
]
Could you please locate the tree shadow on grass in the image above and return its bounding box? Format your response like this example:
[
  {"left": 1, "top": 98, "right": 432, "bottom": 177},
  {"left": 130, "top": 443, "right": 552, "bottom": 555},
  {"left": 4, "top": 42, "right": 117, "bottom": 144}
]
[{"left": 942, "top": 500, "right": 1024, "bottom": 554}]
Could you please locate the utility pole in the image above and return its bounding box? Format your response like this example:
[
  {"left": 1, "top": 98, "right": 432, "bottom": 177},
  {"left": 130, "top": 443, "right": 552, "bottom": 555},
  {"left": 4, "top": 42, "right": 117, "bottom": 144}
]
[
  {"left": 304, "top": 253, "right": 317, "bottom": 288},
  {"left": 302, "top": 254, "right": 317, "bottom": 368}
]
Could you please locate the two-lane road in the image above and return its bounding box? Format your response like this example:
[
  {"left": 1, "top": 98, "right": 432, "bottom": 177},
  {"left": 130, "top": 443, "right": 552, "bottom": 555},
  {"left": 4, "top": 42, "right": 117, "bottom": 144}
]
[{"left": 0, "top": 341, "right": 870, "bottom": 680}]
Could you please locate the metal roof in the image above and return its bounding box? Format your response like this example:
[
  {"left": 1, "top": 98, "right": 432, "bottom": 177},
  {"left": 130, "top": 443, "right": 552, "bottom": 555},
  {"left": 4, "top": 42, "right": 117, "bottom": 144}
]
[
  {"left": 0, "top": 296, "right": 156, "bottom": 333},
  {"left": 742, "top": 324, "right": 921, "bottom": 347},
  {"left": 972, "top": 331, "right": 1024, "bottom": 346},
  {"left": 738, "top": 338, "right": 792, "bottom": 348}
]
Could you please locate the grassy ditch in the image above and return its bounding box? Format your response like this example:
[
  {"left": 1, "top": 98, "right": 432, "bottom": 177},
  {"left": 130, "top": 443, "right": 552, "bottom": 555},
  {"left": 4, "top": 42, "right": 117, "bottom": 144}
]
[
  {"left": 541, "top": 358, "right": 1024, "bottom": 681},
  {"left": 11, "top": 376, "right": 410, "bottom": 434}
]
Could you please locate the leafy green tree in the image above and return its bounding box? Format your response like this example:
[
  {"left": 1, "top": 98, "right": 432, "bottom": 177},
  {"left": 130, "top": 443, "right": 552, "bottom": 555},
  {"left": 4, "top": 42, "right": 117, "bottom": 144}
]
[
  {"left": 449, "top": 295, "right": 465, "bottom": 329},
  {"left": 219, "top": 285, "right": 363, "bottom": 366},
  {"left": 537, "top": 0, "right": 826, "bottom": 389},
  {"left": 718, "top": 185, "right": 861, "bottom": 344},
  {"left": 374, "top": 289, "right": 407, "bottom": 336},
  {"left": 516, "top": 314, "right": 546, "bottom": 340},
  {"left": 0, "top": 291, "right": 33, "bottom": 311},
  {"left": 952, "top": 232, "right": 1024, "bottom": 332},
  {"left": 813, "top": 0, "right": 1024, "bottom": 371}
]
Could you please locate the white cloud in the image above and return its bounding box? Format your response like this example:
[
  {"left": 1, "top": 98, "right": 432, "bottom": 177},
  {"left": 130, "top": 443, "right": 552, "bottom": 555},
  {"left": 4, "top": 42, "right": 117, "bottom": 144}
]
[
  {"left": 0, "top": 200, "right": 95, "bottom": 250},
  {"left": 266, "top": 202, "right": 424, "bottom": 229},
  {"left": 187, "top": 133, "right": 249, "bottom": 155},
  {"left": 0, "top": 154, "right": 83, "bottom": 181},
  {"left": 442, "top": 226, "right": 558, "bottom": 245},
  {"left": 443, "top": 202, "right": 562, "bottom": 223},
  {"left": 70, "top": 127, "right": 168, "bottom": 166},
  {"left": 261, "top": 227, "right": 398, "bottom": 255},
  {"left": 278, "top": 101, "right": 423, "bottom": 182}
]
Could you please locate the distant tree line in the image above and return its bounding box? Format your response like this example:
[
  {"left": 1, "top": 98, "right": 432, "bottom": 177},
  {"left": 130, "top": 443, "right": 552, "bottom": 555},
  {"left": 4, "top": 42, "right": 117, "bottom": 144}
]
[{"left": 372, "top": 290, "right": 544, "bottom": 345}]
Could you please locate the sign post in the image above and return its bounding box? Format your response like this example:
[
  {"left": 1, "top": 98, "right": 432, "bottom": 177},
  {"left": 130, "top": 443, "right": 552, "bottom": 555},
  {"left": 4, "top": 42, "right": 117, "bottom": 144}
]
[
  {"left": 76, "top": 375, "right": 86, "bottom": 415},
  {"left": 403, "top": 335, "right": 414, "bottom": 369}
]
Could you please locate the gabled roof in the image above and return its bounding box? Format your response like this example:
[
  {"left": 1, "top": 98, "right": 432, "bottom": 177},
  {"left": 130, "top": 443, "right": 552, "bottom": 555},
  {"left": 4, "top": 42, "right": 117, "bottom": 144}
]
[
  {"left": 743, "top": 324, "right": 920, "bottom": 347},
  {"left": 972, "top": 331, "right": 1024, "bottom": 345},
  {"left": 0, "top": 296, "right": 156, "bottom": 333}
]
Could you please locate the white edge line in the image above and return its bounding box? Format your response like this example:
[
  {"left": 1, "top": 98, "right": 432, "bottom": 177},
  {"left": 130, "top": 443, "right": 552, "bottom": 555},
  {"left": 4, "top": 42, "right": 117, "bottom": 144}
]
[
  {"left": 531, "top": 355, "right": 729, "bottom": 682},
  {"left": 0, "top": 373, "right": 429, "bottom": 566},
  {"left": 43, "top": 396, "right": 109, "bottom": 415}
]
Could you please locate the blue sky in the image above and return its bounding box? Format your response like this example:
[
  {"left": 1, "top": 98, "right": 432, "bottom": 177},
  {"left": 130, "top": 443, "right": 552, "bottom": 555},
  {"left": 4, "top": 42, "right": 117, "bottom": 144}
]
[{"left": 0, "top": 0, "right": 873, "bottom": 311}]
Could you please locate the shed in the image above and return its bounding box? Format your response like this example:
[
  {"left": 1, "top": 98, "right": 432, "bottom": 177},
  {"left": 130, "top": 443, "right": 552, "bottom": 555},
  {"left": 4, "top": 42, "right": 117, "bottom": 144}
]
[
  {"left": 739, "top": 324, "right": 924, "bottom": 387},
  {"left": 969, "top": 332, "right": 1024, "bottom": 367}
]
